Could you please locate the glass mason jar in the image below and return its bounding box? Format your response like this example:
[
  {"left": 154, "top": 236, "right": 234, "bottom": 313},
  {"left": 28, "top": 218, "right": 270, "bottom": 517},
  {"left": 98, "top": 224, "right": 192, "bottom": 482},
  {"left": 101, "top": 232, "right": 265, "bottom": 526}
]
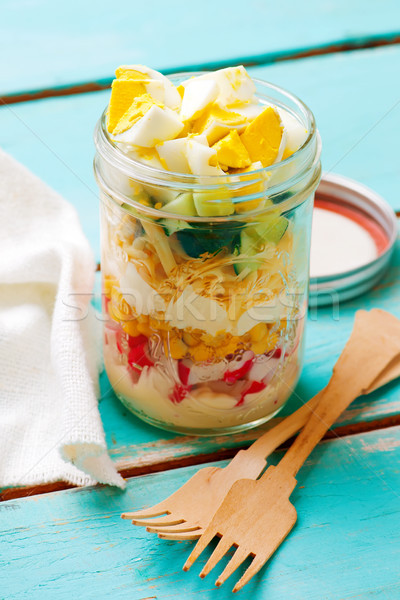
[{"left": 94, "top": 75, "right": 321, "bottom": 435}]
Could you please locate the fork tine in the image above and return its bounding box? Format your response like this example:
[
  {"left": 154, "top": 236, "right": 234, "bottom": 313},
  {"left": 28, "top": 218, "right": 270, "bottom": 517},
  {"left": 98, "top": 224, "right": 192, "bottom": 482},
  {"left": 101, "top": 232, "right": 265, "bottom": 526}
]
[
  {"left": 183, "top": 527, "right": 217, "bottom": 571},
  {"left": 199, "top": 536, "right": 234, "bottom": 578},
  {"left": 131, "top": 515, "right": 184, "bottom": 528},
  {"left": 215, "top": 547, "right": 249, "bottom": 587},
  {"left": 232, "top": 555, "right": 265, "bottom": 592},
  {"left": 121, "top": 502, "right": 168, "bottom": 519},
  {"left": 158, "top": 530, "right": 203, "bottom": 541},
  {"left": 147, "top": 523, "right": 200, "bottom": 534}
]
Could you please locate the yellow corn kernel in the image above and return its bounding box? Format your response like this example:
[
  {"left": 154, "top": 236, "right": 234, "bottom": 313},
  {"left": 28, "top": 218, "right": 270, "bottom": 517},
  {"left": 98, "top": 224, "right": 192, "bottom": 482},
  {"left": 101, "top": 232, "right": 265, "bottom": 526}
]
[
  {"left": 249, "top": 322, "right": 268, "bottom": 342},
  {"left": 122, "top": 319, "right": 140, "bottom": 337},
  {"left": 190, "top": 343, "right": 214, "bottom": 363},
  {"left": 103, "top": 276, "right": 117, "bottom": 298},
  {"left": 169, "top": 337, "right": 188, "bottom": 360},
  {"left": 183, "top": 331, "right": 199, "bottom": 347},
  {"left": 251, "top": 332, "right": 279, "bottom": 355},
  {"left": 149, "top": 317, "right": 170, "bottom": 332},
  {"left": 214, "top": 336, "right": 241, "bottom": 359},
  {"left": 200, "top": 332, "right": 227, "bottom": 348},
  {"left": 137, "top": 321, "right": 153, "bottom": 337}
]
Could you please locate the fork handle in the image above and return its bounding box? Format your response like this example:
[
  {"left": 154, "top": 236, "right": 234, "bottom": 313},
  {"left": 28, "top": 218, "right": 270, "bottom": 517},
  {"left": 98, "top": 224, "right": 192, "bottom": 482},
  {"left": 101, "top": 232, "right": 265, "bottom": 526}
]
[
  {"left": 244, "top": 392, "right": 323, "bottom": 460},
  {"left": 241, "top": 350, "right": 400, "bottom": 476},
  {"left": 277, "top": 309, "right": 400, "bottom": 478},
  {"left": 276, "top": 378, "right": 357, "bottom": 478}
]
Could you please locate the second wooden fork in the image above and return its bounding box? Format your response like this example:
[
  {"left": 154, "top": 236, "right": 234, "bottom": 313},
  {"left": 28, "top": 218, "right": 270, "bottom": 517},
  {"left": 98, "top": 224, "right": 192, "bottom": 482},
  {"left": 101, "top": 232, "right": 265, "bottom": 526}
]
[{"left": 183, "top": 309, "right": 400, "bottom": 591}]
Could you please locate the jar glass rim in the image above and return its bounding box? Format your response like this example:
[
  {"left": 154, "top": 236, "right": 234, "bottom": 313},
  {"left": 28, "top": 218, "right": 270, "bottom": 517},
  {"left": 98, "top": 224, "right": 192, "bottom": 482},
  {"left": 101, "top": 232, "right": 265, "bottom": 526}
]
[{"left": 94, "top": 73, "right": 319, "bottom": 191}]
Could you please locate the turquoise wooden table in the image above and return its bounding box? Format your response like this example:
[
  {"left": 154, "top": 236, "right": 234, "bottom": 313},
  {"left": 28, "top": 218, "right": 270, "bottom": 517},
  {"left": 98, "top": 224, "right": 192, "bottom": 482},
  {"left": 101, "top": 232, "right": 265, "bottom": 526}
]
[{"left": 1, "top": 2, "right": 400, "bottom": 597}]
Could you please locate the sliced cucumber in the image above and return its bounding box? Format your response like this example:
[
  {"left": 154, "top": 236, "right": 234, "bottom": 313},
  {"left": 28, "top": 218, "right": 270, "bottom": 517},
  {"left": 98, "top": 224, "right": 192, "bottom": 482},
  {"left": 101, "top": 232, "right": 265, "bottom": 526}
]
[
  {"left": 163, "top": 192, "right": 197, "bottom": 216},
  {"left": 161, "top": 219, "right": 193, "bottom": 236},
  {"left": 233, "top": 231, "right": 260, "bottom": 274},
  {"left": 234, "top": 215, "right": 289, "bottom": 275},
  {"left": 121, "top": 202, "right": 140, "bottom": 217},
  {"left": 176, "top": 230, "right": 209, "bottom": 257},
  {"left": 193, "top": 191, "right": 235, "bottom": 217},
  {"left": 176, "top": 222, "right": 243, "bottom": 258},
  {"left": 252, "top": 215, "right": 288, "bottom": 245}
]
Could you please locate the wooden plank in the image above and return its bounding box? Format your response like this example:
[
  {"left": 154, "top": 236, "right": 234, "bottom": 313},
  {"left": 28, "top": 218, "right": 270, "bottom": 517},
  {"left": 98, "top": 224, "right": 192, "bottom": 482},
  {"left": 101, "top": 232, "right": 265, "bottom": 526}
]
[
  {"left": 1, "top": 426, "right": 400, "bottom": 599},
  {"left": 2, "top": 0, "right": 400, "bottom": 98},
  {"left": 0, "top": 46, "right": 399, "bottom": 259}
]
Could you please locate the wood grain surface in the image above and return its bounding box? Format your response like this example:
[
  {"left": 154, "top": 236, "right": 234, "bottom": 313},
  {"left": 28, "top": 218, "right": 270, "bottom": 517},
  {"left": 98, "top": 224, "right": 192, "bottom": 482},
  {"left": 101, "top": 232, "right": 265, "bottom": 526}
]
[
  {"left": 1, "top": 0, "right": 400, "bottom": 98},
  {"left": 1, "top": 425, "right": 400, "bottom": 599}
]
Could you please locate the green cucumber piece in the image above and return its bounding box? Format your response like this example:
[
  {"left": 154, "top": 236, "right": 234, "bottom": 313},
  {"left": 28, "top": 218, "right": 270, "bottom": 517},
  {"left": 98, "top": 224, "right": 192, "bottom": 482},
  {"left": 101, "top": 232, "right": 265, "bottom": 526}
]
[
  {"left": 252, "top": 215, "right": 289, "bottom": 244},
  {"left": 233, "top": 231, "right": 260, "bottom": 275},
  {"left": 176, "top": 230, "right": 209, "bottom": 257},
  {"left": 176, "top": 222, "right": 243, "bottom": 258},
  {"left": 161, "top": 219, "right": 193, "bottom": 236},
  {"left": 234, "top": 215, "right": 289, "bottom": 275},
  {"left": 193, "top": 192, "right": 235, "bottom": 217},
  {"left": 163, "top": 193, "right": 197, "bottom": 216}
]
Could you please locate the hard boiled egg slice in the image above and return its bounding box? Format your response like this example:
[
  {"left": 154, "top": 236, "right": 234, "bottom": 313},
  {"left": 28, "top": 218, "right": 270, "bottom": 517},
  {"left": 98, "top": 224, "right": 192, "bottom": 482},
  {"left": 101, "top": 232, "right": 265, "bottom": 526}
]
[
  {"left": 125, "top": 146, "right": 165, "bottom": 169},
  {"left": 156, "top": 138, "right": 191, "bottom": 173},
  {"left": 213, "top": 66, "right": 256, "bottom": 106},
  {"left": 277, "top": 108, "right": 308, "bottom": 158},
  {"left": 143, "top": 80, "right": 165, "bottom": 104},
  {"left": 192, "top": 105, "right": 248, "bottom": 145},
  {"left": 234, "top": 101, "right": 265, "bottom": 121},
  {"left": 113, "top": 104, "right": 184, "bottom": 147},
  {"left": 125, "top": 146, "right": 181, "bottom": 203},
  {"left": 212, "top": 130, "right": 251, "bottom": 170},
  {"left": 186, "top": 66, "right": 256, "bottom": 108},
  {"left": 156, "top": 134, "right": 208, "bottom": 173},
  {"left": 240, "top": 106, "right": 283, "bottom": 167},
  {"left": 186, "top": 138, "right": 225, "bottom": 176},
  {"left": 107, "top": 78, "right": 165, "bottom": 133},
  {"left": 116, "top": 64, "right": 181, "bottom": 110},
  {"left": 275, "top": 127, "right": 288, "bottom": 163},
  {"left": 180, "top": 78, "right": 219, "bottom": 121}
]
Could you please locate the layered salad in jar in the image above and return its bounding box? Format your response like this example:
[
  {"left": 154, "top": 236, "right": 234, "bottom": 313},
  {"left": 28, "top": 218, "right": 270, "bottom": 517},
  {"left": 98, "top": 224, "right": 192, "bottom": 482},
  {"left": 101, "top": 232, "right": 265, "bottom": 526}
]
[{"left": 98, "top": 64, "right": 312, "bottom": 434}]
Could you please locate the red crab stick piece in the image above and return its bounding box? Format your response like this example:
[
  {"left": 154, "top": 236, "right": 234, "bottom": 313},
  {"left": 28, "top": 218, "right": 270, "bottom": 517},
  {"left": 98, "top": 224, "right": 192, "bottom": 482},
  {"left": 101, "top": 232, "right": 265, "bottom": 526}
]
[
  {"left": 127, "top": 333, "right": 148, "bottom": 348},
  {"left": 127, "top": 340, "right": 154, "bottom": 373},
  {"left": 223, "top": 359, "right": 253, "bottom": 384},
  {"left": 169, "top": 384, "right": 189, "bottom": 404},
  {"left": 170, "top": 362, "right": 192, "bottom": 403},
  {"left": 237, "top": 380, "right": 266, "bottom": 406},
  {"left": 178, "top": 362, "right": 191, "bottom": 386}
]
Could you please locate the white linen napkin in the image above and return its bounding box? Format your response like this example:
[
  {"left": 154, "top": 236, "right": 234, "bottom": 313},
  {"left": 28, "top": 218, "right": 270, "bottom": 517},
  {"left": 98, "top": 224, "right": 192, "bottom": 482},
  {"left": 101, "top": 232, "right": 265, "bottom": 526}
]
[{"left": 0, "top": 148, "right": 125, "bottom": 488}]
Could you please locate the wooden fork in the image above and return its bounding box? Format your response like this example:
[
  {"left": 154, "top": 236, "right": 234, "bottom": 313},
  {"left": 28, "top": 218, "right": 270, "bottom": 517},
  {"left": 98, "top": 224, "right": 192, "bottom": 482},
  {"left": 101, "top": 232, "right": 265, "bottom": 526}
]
[
  {"left": 122, "top": 310, "right": 400, "bottom": 542},
  {"left": 121, "top": 393, "right": 321, "bottom": 538},
  {"left": 183, "top": 309, "right": 400, "bottom": 591}
]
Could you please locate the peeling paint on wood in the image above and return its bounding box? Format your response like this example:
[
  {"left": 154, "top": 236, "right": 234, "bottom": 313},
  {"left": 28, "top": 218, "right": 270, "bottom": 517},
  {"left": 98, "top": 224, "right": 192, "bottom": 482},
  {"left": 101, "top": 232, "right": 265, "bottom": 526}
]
[{"left": 361, "top": 436, "right": 400, "bottom": 453}]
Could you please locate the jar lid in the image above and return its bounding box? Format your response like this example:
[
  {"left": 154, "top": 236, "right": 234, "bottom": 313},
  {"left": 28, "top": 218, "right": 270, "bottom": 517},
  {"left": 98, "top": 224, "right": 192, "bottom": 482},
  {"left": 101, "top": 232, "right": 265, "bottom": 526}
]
[{"left": 309, "top": 173, "right": 397, "bottom": 306}]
